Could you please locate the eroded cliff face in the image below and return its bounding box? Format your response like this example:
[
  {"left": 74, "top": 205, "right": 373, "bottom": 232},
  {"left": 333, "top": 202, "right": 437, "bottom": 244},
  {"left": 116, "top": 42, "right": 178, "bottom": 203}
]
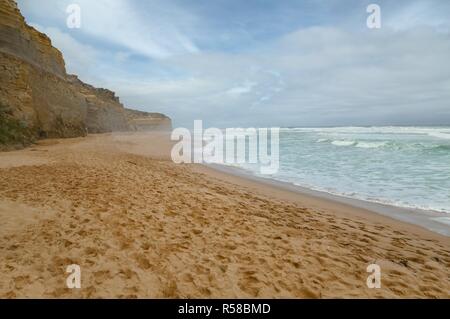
[
  {"left": 0, "top": 0, "right": 171, "bottom": 149},
  {"left": 125, "top": 109, "right": 172, "bottom": 131}
]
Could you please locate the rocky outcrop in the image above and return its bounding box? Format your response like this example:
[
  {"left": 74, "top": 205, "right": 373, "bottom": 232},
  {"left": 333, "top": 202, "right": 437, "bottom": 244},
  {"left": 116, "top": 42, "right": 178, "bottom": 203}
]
[
  {"left": 0, "top": 0, "right": 65, "bottom": 77},
  {"left": 0, "top": 0, "right": 171, "bottom": 150},
  {"left": 67, "top": 75, "right": 130, "bottom": 134},
  {"left": 125, "top": 109, "right": 172, "bottom": 131}
]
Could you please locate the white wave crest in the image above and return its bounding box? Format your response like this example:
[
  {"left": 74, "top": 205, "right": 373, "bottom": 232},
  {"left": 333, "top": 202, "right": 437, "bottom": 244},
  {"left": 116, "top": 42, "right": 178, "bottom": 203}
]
[
  {"left": 355, "top": 141, "right": 388, "bottom": 148},
  {"left": 284, "top": 126, "right": 450, "bottom": 139},
  {"left": 427, "top": 132, "right": 450, "bottom": 140},
  {"left": 331, "top": 140, "right": 356, "bottom": 147}
]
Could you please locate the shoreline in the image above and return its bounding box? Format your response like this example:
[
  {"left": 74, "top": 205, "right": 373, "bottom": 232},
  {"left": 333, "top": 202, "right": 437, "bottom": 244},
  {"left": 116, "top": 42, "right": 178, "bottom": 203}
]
[
  {"left": 199, "top": 163, "right": 450, "bottom": 237},
  {"left": 0, "top": 132, "right": 449, "bottom": 298}
]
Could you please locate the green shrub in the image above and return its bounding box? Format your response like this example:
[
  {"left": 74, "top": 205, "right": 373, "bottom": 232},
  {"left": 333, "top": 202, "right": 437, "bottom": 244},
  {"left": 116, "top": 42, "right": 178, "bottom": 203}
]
[{"left": 0, "top": 103, "right": 35, "bottom": 148}]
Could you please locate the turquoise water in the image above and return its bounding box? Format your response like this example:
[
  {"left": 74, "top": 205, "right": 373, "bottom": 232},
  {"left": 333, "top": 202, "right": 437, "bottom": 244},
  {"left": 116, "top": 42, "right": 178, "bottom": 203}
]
[{"left": 232, "top": 126, "right": 450, "bottom": 213}]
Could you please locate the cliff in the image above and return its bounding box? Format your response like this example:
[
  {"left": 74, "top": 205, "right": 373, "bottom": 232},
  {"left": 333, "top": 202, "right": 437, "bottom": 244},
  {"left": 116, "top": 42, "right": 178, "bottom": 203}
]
[
  {"left": 0, "top": 0, "right": 171, "bottom": 150},
  {"left": 125, "top": 109, "right": 172, "bottom": 131}
]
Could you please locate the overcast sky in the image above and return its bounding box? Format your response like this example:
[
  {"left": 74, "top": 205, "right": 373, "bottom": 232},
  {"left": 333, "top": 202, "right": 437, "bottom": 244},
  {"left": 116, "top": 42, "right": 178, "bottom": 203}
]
[{"left": 17, "top": 0, "right": 450, "bottom": 128}]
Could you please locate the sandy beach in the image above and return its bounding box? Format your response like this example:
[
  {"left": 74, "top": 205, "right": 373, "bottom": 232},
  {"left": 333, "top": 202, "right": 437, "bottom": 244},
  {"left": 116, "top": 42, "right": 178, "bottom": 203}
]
[{"left": 0, "top": 132, "right": 449, "bottom": 298}]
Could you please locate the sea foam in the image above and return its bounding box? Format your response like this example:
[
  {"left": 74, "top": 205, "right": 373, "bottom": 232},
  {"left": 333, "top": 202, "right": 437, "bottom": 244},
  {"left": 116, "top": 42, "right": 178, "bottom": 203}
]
[{"left": 227, "top": 126, "right": 450, "bottom": 214}]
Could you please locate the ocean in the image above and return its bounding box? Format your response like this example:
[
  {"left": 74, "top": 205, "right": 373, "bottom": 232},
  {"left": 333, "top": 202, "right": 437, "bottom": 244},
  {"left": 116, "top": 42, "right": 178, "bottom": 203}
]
[{"left": 227, "top": 126, "right": 450, "bottom": 215}]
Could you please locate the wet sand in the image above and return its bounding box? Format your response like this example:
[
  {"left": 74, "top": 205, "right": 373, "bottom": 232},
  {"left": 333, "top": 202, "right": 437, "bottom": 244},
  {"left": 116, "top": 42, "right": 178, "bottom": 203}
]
[
  {"left": 201, "top": 163, "right": 450, "bottom": 237},
  {"left": 0, "top": 132, "right": 449, "bottom": 298}
]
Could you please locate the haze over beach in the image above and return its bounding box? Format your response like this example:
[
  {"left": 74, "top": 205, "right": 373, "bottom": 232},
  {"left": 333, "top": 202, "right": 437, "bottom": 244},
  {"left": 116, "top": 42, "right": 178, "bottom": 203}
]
[{"left": 0, "top": 0, "right": 449, "bottom": 300}]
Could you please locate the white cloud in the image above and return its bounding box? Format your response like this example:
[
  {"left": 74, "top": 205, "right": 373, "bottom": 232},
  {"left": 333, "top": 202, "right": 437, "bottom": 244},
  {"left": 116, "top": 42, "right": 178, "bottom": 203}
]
[
  {"left": 226, "top": 81, "right": 257, "bottom": 96},
  {"left": 18, "top": 0, "right": 199, "bottom": 59},
  {"left": 17, "top": 0, "right": 450, "bottom": 127},
  {"left": 385, "top": 1, "right": 450, "bottom": 32},
  {"left": 111, "top": 26, "right": 450, "bottom": 127}
]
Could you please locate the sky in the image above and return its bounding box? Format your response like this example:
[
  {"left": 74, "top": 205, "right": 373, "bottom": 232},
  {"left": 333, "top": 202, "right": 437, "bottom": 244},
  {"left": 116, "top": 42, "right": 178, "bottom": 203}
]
[{"left": 16, "top": 0, "right": 450, "bottom": 128}]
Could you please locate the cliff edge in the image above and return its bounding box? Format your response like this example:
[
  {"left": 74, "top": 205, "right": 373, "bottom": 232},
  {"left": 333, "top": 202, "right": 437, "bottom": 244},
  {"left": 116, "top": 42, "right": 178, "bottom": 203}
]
[{"left": 0, "top": 0, "right": 172, "bottom": 150}]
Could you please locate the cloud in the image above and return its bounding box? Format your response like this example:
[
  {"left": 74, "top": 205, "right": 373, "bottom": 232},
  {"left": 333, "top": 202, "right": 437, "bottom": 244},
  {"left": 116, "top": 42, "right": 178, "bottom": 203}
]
[
  {"left": 385, "top": 1, "right": 450, "bottom": 32},
  {"left": 226, "top": 81, "right": 257, "bottom": 96},
  {"left": 114, "top": 26, "right": 450, "bottom": 127},
  {"left": 18, "top": 0, "right": 199, "bottom": 59},
  {"left": 16, "top": 0, "right": 450, "bottom": 127}
]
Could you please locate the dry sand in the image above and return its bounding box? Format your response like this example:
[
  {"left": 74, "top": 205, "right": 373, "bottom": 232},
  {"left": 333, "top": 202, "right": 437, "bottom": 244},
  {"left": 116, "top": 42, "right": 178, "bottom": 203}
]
[{"left": 0, "top": 132, "right": 449, "bottom": 298}]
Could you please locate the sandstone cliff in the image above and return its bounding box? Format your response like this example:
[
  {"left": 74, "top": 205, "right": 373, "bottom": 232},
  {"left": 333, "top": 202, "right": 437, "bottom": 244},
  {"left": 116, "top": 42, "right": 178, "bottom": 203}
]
[
  {"left": 0, "top": 0, "right": 171, "bottom": 150},
  {"left": 125, "top": 109, "right": 172, "bottom": 131}
]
